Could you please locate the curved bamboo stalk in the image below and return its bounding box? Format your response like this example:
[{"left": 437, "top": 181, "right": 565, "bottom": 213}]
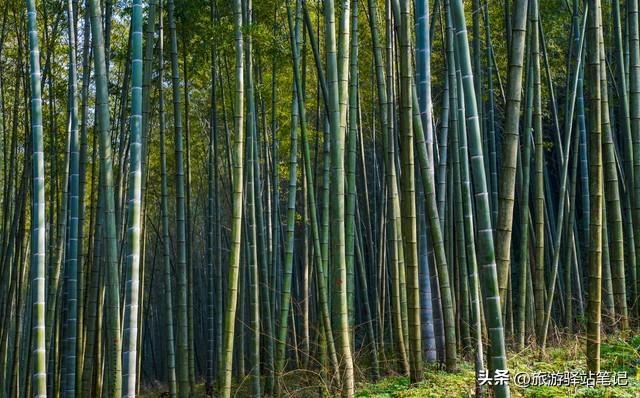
[
  {"left": 449, "top": 0, "right": 509, "bottom": 395},
  {"left": 494, "top": 0, "right": 529, "bottom": 306}
]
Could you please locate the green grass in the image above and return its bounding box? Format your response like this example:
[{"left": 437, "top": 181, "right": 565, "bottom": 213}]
[
  {"left": 354, "top": 362, "right": 477, "bottom": 398},
  {"left": 354, "top": 335, "right": 640, "bottom": 398},
  {"left": 140, "top": 335, "right": 640, "bottom": 397}
]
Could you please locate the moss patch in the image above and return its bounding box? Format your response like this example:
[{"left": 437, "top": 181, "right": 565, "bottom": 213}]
[{"left": 355, "top": 335, "right": 640, "bottom": 398}]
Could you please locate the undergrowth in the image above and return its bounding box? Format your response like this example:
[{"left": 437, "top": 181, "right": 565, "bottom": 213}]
[
  {"left": 140, "top": 334, "right": 640, "bottom": 397},
  {"left": 354, "top": 334, "right": 640, "bottom": 398}
]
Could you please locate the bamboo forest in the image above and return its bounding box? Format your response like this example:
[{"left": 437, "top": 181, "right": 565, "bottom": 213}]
[{"left": 2, "top": 0, "right": 640, "bottom": 395}]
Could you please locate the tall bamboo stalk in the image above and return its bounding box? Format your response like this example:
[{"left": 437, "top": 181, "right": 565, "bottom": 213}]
[
  {"left": 87, "top": 0, "right": 122, "bottom": 392},
  {"left": 398, "top": 0, "right": 423, "bottom": 383},
  {"left": 166, "top": 0, "right": 190, "bottom": 394},
  {"left": 220, "top": 0, "right": 245, "bottom": 395},
  {"left": 494, "top": 0, "right": 529, "bottom": 306},
  {"left": 63, "top": 0, "right": 79, "bottom": 394},
  {"left": 122, "top": 0, "right": 144, "bottom": 393},
  {"left": 26, "top": 0, "right": 47, "bottom": 394},
  {"left": 449, "top": 0, "right": 509, "bottom": 396},
  {"left": 586, "top": 0, "right": 604, "bottom": 373}
]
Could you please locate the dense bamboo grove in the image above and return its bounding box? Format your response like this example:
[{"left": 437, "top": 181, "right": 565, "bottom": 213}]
[{"left": 1, "top": 0, "right": 639, "bottom": 396}]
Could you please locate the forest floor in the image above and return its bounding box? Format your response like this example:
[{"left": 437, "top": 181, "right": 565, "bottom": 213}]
[
  {"left": 353, "top": 334, "right": 640, "bottom": 398},
  {"left": 141, "top": 334, "right": 640, "bottom": 397}
]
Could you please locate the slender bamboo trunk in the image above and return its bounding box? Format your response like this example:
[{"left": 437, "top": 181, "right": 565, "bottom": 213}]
[
  {"left": 158, "top": 3, "right": 177, "bottom": 395},
  {"left": 531, "top": 0, "right": 545, "bottom": 344},
  {"left": 539, "top": 6, "right": 588, "bottom": 350},
  {"left": 630, "top": 0, "right": 640, "bottom": 318},
  {"left": 365, "top": 0, "right": 409, "bottom": 372},
  {"left": 455, "top": 60, "right": 486, "bottom": 398},
  {"left": 26, "top": 0, "right": 47, "bottom": 394},
  {"left": 62, "top": 0, "right": 79, "bottom": 394},
  {"left": 87, "top": 0, "right": 122, "bottom": 392},
  {"left": 398, "top": 0, "right": 423, "bottom": 383},
  {"left": 345, "top": 0, "right": 359, "bottom": 339},
  {"left": 495, "top": 0, "right": 529, "bottom": 306},
  {"left": 449, "top": 0, "right": 509, "bottom": 395},
  {"left": 122, "top": 0, "right": 144, "bottom": 393},
  {"left": 166, "top": 0, "right": 189, "bottom": 394},
  {"left": 599, "top": 24, "right": 628, "bottom": 330},
  {"left": 586, "top": 0, "right": 603, "bottom": 372},
  {"left": 325, "top": 0, "right": 355, "bottom": 392},
  {"left": 220, "top": 1, "right": 246, "bottom": 395},
  {"left": 412, "top": 0, "right": 457, "bottom": 372},
  {"left": 207, "top": 0, "right": 218, "bottom": 389}
]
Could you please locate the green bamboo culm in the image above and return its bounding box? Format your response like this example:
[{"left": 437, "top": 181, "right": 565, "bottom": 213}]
[
  {"left": 243, "top": 0, "right": 261, "bottom": 395},
  {"left": 275, "top": 1, "right": 301, "bottom": 392},
  {"left": 628, "top": 0, "right": 640, "bottom": 317},
  {"left": 166, "top": 0, "right": 190, "bottom": 394},
  {"left": 415, "top": 0, "right": 434, "bottom": 173},
  {"left": 454, "top": 56, "right": 486, "bottom": 398},
  {"left": 586, "top": 0, "right": 603, "bottom": 372},
  {"left": 398, "top": 0, "right": 423, "bottom": 383},
  {"left": 134, "top": 0, "right": 158, "bottom": 392},
  {"left": 298, "top": 0, "right": 341, "bottom": 381},
  {"left": 158, "top": 2, "right": 177, "bottom": 394},
  {"left": 345, "top": 0, "right": 359, "bottom": 337},
  {"left": 612, "top": 0, "right": 637, "bottom": 323},
  {"left": 206, "top": 0, "right": 218, "bottom": 386},
  {"left": 516, "top": 17, "right": 534, "bottom": 354},
  {"left": 531, "top": 0, "right": 545, "bottom": 344},
  {"left": 220, "top": 0, "right": 245, "bottom": 396},
  {"left": 449, "top": 0, "right": 509, "bottom": 396},
  {"left": 74, "top": 9, "right": 92, "bottom": 391},
  {"left": 452, "top": 58, "right": 471, "bottom": 354},
  {"left": 366, "top": 0, "right": 409, "bottom": 373},
  {"left": 246, "top": 78, "right": 262, "bottom": 398},
  {"left": 413, "top": 0, "right": 457, "bottom": 371},
  {"left": 597, "top": 1, "right": 627, "bottom": 331},
  {"left": 62, "top": 0, "right": 80, "bottom": 394},
  {"left": 122, "top": 0, "right": 144, "bottom": 394},
  {"left": 87, "top": 0, "right": 123, "bottom": 393},
  {"left": 538, "top": 5, "right": 588, "bottom": 350},
  {"left": 26, "top": 0, "right": 47, "bottom": 394},
  {"left": 494, "top": 0, "right": 528, "bottom": 306},
  {"left": 325, "top": 0, "right": 356, "bottom": 393}
]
